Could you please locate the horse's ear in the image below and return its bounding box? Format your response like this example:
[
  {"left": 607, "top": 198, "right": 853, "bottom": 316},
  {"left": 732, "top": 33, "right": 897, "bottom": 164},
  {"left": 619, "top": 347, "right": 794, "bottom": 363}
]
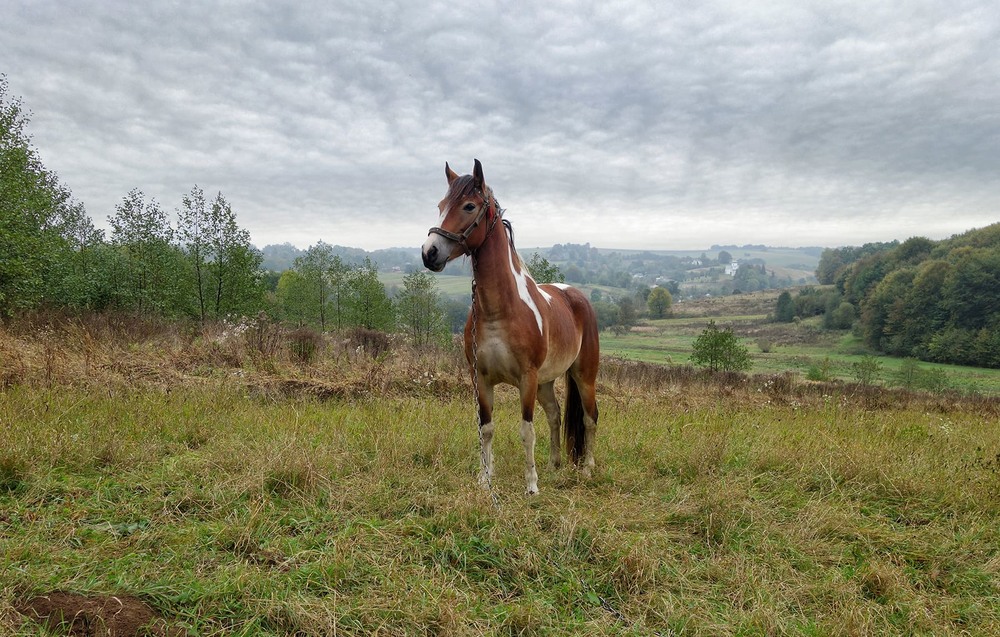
[
  {"left": 473, "top": 159, "right": 485, "bottom": 189},
  {"left": 445, "top": 162, "right": 459, "bottom": 185}
]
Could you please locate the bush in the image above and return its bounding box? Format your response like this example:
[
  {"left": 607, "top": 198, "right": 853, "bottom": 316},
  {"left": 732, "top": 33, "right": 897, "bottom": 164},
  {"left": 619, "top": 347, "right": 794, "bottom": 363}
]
[
  {"left": 851, "top": 355, "right": 882, "bottom": 386},
  {"left": 245, "top": 312, "right": 283, "bottom": 360},
  {"left": 289, "top": 327, "right": 322, "bottom": 363},
  {"left": 895, "top": 358, "right": 950, "bottom": 392},
  {"left": 346, "top": 327, "right": 392, "bottom": 359},
  {"left": 806, "top": 357, "right": 833, "bottom": 381},
  {"left": 827, "top": 301, "right": 856, "bottom": 330},
  {"left": 775, "top": 291, "right": 795, "bottom": 323},
  {"left": 690, "top": 321, "right": 751, "bottom": 373}
]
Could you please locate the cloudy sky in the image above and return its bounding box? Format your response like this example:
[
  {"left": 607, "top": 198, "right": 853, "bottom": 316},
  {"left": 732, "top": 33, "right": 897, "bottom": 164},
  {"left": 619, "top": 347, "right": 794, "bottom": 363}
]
[{"left": 4, "top": 0, "right": 999, "bottom": 251}]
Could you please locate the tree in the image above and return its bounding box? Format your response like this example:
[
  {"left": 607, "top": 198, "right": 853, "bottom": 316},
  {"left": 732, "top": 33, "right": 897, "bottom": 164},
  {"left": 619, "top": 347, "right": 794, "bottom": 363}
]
[
  {"left": 527, "top": 252, "right": 565, "bottom": 283},
  {"left": 290, "top": 242, "right": 347, "bottom": 330},
  {"left": 396, "top": 270, "right": 447, "bottom": 346},
  {"left": 615, "top": 296, "right": 637, "bottom": 332},
  {"left": 204, "top": 192, "right": 263, "bottom": 318},
  {"left": 276, "top": 269, "right": 312, "bottom": 326},
  {"left": 718, "top": 250, "right": 733, "bottom": 265},
  {"left": 345, "top": 257, "right": 394, "bottom": 331},
  {"left": 647, "top": 286, "right": 672, "bottom": 318},
  {"left": 177, "top": 185, "right": 210, "bottom": 320},
  {"left": 0, "top": 75, "right": 86, "bottom": 313},
  {"left": 592, "top": 301, "right": 620, "bottom": 331},
  {"left": 52, "top": 205, "right": 115, "bottom": 310},
  {"left": 108, "top": 189, "right": 183, "bottom": 314},
  {"left": 827, "top": 301, "right": 856, "bottom": 330},
  {"left": 690, "top": 320, "right": 752, "bottom": 372},
  {"left": 775, "top": 291, "right": 795, "bottom": 322}
]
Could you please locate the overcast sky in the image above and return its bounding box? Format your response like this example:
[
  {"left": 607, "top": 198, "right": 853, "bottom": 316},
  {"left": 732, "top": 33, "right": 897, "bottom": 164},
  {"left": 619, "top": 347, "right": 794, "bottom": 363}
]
[{"left": 4, "top": 0, "right": 999, "bottom": 251}]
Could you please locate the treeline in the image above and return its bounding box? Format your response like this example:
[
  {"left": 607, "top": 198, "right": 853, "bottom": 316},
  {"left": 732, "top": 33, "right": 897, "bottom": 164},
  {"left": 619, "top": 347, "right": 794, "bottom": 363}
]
[
  {"left": 814, "top": 226, "right": 1000, "bottom": 367},
  {"left": 1, "top": 77, "right": 450, "bottom": 343}
]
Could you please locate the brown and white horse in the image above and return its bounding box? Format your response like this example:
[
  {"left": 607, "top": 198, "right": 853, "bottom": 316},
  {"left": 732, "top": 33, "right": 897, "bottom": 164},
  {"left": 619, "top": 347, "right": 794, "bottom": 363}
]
[{"left": 422, "top": 159, "right": 600, "bottom": 494}]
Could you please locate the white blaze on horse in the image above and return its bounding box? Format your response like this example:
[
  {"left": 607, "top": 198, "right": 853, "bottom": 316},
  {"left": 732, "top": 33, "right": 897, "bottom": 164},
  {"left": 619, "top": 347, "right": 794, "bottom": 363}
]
[{"left": 422, "top": 159, "right": 600, "bottom": 494}]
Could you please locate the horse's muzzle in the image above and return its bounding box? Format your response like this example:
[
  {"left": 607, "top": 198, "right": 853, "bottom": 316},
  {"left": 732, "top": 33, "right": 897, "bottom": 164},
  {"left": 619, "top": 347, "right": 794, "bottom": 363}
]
[
  {"left": 421, "top": 234, "right": 451, "bottom": 272},
  {"left": 422, "top": 244, "right": 445, "bottom": 271}
]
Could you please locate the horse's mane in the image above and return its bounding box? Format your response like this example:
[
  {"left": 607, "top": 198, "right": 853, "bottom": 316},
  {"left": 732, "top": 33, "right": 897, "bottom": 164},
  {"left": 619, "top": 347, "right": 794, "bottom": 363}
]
[{"left": 502, "top": 218, "right": 530, "bottom": 275}]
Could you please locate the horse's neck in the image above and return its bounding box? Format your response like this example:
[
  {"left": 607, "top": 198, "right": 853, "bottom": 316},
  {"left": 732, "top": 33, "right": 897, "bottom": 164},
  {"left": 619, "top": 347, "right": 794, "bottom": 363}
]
[{"left": 472, "top": 224, "right": 533, "bottom": 318}]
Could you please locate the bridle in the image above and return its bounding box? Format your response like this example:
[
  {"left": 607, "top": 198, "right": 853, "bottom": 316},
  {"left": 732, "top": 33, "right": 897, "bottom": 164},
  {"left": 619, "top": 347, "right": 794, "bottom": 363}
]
[{"left": 426, "top": 188, "right": 504, "bottom": 256}]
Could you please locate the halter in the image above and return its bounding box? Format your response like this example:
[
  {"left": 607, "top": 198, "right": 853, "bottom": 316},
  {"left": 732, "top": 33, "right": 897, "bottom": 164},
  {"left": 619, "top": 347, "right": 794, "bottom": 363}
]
[{"left": 426, "top": 189, "right": 503, "bottom": 255}]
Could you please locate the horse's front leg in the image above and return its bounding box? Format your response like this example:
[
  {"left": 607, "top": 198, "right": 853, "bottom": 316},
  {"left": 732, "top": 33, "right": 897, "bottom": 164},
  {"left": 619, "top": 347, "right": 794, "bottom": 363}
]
[
  {"left": 475, "top": 378, "right": 496, "bottom": 489},
  {"left": 518, "top": 373, "right": 540, "bottom": 495}
]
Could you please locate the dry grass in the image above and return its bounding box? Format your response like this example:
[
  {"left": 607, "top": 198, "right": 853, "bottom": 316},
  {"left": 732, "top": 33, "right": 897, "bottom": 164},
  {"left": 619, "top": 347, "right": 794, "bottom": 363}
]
[{"left": 1, "top": 313, "right": 999, "bottom": 635}]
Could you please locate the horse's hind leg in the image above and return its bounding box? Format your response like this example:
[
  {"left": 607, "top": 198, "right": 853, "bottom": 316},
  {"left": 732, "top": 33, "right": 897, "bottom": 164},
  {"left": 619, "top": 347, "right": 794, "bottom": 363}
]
[
  {"left": 578, "top": 378, "right": 598, "bottom": 478},
  {"left": 537, "top": 381, "right": 562, "bottom": 471}
]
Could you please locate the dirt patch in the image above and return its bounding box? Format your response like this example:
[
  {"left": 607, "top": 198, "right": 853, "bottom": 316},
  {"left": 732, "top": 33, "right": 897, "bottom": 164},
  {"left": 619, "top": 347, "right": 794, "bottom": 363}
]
[{"left": 15, "top": 591, "right": 183, "bottom": 637}]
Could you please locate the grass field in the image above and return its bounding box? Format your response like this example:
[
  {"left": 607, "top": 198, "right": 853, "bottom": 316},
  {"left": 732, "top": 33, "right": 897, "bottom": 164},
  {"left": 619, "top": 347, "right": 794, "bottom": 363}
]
[
  {"left": 2, "top": 316, "right": 999, "bottom": 635},
  {"left": 380, "top": 271, "right": 474, "bottom": 299},
  {"left": 602, "top": 290, "right": 1000, "bottom": 396}
]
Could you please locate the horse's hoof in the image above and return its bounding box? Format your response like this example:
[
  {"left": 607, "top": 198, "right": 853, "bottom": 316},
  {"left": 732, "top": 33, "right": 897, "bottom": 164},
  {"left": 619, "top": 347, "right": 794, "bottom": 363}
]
[
  {"left": 547, "top": 460, "right": 561, "bottom": 471},
  {"left": 525, "top": 488, "right": 539, "bottom": 496},
  {"left": 580, "top": 465, "right": 593, "bottom": 479}
]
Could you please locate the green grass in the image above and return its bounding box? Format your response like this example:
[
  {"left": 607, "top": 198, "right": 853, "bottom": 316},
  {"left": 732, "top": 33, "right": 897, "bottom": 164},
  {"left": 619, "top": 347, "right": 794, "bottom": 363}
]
[
  {"left": 380, "top": 271, "right": 474, "bottom": 298},
  {"left": 603, "top": 309, "right": 1000, "bottom": 395},
  {"left": 2, "top": 315, "right": 999, "bottom": 634},
  {"left": 3, "top": 374, "right": 1000, "bottom": 635}
]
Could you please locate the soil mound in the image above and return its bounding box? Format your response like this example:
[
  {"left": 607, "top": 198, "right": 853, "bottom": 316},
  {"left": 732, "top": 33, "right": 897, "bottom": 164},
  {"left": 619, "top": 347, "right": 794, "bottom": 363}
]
[{"left": 16, "top": 591, "right": 182, "bottom": 637}]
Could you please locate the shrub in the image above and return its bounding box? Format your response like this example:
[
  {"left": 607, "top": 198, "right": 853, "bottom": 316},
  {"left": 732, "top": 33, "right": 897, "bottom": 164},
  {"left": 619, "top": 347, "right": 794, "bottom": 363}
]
[
  {"left": 756, "top": 338, "right": 775, "bottom": 353},
  {"left": 775, "top": 291, "right": 795, "bottom": 323},
  {"left": 806, "top": 357, "right": 833, "bottom": 381},
  {"left": 245, "top": 312, "right": 283, "bottom": 359},
  {"left": 895, "top": 358, "right": 950, "bottom": 392},
  {"left": 346, "top": 327, "right": 392, "bottom": 359},
  {"left": 851, "top": 355, "right": 882, "bottom": 386},
  {"left": 289, "top": 327, "right": 322, "bottom": 363},
  {"left": 690, "top": 321, "right": 751, "bottom": 373}
]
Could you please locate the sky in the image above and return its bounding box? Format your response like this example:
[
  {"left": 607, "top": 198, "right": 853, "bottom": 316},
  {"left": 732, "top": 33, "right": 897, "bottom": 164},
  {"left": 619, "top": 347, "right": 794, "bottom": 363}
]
[{"left": 3, "top": 0, "right": 999, "bottom": 252}]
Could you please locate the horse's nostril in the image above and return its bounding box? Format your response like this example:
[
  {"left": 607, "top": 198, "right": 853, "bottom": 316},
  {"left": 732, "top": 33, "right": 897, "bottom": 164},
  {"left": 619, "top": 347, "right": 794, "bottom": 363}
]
[{"left": 428, "top": 245, "right": 438, "bottom": 258}]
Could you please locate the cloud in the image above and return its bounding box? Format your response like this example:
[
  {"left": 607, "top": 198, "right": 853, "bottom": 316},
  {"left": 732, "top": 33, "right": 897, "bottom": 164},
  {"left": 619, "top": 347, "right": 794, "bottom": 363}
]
[{"left": 4, "top": 0, "right": 999, "bottom": 251}]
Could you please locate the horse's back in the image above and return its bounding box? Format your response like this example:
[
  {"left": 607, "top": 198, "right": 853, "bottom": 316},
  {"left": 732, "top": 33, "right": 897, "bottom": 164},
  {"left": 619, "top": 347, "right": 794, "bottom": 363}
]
[{"left": 540, "top": 283, "right": 598, "bottom": 334}]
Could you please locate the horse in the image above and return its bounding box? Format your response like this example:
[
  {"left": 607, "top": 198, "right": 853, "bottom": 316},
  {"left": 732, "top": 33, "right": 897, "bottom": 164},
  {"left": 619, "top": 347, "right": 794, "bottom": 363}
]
[{"left": 421, "top": 159, "right": 600, "bottom": 494}]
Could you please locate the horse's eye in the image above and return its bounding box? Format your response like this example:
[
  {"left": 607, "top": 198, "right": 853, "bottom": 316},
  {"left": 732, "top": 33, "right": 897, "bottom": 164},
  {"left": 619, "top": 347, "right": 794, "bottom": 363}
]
[{"left": 463, "top": 203, "right": 476, "bottom": 212}]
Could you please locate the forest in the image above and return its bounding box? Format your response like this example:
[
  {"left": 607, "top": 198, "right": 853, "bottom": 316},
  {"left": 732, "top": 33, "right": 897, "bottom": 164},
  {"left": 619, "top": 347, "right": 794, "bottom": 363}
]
[{"left": 815, "top": 227, "right": 1000, "bottom": 368}]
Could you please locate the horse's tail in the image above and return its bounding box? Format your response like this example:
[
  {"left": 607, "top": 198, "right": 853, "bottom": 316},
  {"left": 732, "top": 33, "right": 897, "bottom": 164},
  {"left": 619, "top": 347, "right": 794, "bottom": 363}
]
[{"left": 564, "top": 373, "right": 586, "bottom": 464}]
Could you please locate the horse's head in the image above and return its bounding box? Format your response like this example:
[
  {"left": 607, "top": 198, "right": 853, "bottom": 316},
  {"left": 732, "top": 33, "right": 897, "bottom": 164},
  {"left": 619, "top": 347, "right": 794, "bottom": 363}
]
[{"left": 422, "top": 158, "right": 496, "bottom": 271}]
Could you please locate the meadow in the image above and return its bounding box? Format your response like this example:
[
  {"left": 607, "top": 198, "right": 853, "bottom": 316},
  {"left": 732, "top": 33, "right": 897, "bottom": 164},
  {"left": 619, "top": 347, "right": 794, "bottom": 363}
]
[
  {"left": 603, "top": 291, "right": 1000, "bottom": 395},
  {"left": 1, "top": 314, "right": 999, "bottom": 636}
]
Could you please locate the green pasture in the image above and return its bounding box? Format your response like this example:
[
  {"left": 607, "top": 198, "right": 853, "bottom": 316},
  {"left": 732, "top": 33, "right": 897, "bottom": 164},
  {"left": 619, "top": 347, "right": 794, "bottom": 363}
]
[
  {"left": 2, "top": 376, "right": 999, "bottom": 635},
  {"left": 603, "top": 315, "right": 1000, "bottom": 395},
  {"left": 380, "top": 271, "right": 474, "bottom": 299}
]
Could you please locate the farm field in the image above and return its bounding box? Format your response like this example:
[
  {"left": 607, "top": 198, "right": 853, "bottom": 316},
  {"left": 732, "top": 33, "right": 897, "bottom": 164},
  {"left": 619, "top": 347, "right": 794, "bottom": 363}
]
[
  {"left": 603, "top": 290, "right": 1000, "bottom": 396},
  {"left": 381, "top": 271, "right": 474, "bottom": 299},
  {"left": 2, "top": 317, "right": 999, "bottom": 635}
]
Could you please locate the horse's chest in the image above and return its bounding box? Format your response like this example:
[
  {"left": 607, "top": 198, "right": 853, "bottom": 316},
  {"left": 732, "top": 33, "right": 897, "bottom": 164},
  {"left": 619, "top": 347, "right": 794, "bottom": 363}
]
[{"left": 474, "top": 330, "right": 526, "bottom": 384}]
